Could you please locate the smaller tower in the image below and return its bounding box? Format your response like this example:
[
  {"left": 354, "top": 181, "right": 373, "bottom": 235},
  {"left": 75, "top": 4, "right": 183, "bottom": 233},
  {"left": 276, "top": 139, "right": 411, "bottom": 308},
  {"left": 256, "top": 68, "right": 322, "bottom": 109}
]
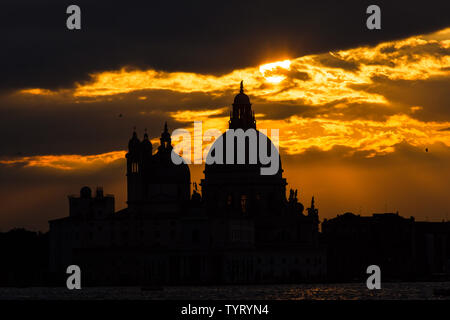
[
  {"left": 126, "top": 127, "right": 142, "bottom": 174},
  {"left": 307, "top": 196, "right": 319, "bottom": 216},
  {"left": 141, "top": 128, "right": 153, "bottom": 159},
  {"left": 126, "top": 128, "right": 143, "bottom": 205},
  {"left": 128, "top": 127, "right": 140, "bottom": 153}
]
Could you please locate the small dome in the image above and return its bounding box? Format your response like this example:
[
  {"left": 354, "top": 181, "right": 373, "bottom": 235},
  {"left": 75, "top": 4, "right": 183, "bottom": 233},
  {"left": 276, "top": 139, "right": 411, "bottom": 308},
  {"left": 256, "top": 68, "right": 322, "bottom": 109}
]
[{"left": 80, "top": 186, "right": 92, "bottom": 198}]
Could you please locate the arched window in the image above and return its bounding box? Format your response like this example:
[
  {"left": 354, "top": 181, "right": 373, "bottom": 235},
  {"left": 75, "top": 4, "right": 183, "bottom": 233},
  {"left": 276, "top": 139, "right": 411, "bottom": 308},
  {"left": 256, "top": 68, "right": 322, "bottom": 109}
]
[{"left": 131, "top": 162, "right": 139, "bottom": 173}]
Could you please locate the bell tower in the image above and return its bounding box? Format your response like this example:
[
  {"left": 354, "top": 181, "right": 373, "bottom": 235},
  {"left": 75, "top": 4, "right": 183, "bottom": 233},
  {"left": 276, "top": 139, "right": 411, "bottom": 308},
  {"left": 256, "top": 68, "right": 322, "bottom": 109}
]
[{"left": 126, "top": 128, "right": 143, "bottom": 205}]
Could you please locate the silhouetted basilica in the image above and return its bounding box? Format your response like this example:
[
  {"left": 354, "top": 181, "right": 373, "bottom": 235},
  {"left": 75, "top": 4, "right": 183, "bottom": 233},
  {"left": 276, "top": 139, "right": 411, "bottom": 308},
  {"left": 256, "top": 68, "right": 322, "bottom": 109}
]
[{"left": 49, "top": 83, "right": 326, "bottom": 285}]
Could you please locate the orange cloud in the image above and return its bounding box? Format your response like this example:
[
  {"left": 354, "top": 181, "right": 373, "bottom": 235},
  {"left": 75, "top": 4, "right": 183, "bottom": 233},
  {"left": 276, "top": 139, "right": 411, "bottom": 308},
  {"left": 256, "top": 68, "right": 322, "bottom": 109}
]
[
  {"left": 14, "top": 27, "right": 450, "bottom": 162},
  {"left": 21, "top": 28, "right": 448, "bottom": 106}
]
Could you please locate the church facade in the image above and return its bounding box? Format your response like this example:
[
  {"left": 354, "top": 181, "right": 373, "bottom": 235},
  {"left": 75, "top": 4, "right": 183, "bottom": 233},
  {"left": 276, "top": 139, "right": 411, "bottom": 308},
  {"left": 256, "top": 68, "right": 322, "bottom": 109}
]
[{"left": 49, "top": 83, "right": 326, "bottom": 285}]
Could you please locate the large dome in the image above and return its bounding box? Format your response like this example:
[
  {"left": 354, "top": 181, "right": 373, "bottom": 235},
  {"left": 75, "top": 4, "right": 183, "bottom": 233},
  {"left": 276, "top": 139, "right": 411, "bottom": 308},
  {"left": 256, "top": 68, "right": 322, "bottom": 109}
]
[
  {"left": 204, "top": 129, "right": 282, "bottom": 177},
  {"left": 206, "top": 82, "right": 282, "bottom": 177},
  {"left": 200, "top": 82, "right": 287, "bottom": 218}
]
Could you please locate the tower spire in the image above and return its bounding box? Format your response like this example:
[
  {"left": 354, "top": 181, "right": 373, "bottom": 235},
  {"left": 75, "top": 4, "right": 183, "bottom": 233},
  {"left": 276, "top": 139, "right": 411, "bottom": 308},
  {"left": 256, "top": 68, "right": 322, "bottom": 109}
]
[
  {"left": 307, "top": 196, "right": 318, "bottom": 216},
  {"left": 240, "top": 80, "right": 244, "bottom": 94}
]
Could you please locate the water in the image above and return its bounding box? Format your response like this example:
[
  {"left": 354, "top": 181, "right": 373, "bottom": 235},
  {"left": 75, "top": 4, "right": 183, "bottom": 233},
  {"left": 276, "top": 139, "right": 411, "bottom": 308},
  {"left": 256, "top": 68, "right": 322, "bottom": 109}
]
[{"left": 1, "top": 282, "right": 449, "bottom": 300}]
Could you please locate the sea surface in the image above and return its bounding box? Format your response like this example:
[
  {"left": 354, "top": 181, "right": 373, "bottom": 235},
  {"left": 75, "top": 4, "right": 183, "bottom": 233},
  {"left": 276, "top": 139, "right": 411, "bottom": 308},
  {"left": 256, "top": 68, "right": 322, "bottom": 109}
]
[{"left": 1, "top": 282, "right": 450, "bottom": 300}]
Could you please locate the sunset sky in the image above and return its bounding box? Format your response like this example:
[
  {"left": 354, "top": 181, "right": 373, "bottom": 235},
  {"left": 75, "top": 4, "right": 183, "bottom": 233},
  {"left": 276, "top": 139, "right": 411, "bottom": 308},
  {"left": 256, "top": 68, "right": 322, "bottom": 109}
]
[{"left": 0, "top": 1, "right": 449, "bottom": 231}]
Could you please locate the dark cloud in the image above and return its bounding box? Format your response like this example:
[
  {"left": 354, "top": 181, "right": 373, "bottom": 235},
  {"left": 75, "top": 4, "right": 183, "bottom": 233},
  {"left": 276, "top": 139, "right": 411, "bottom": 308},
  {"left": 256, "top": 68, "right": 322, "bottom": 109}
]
[
  {"left": 303, "top": 101, "right": 395, "bottom": 121},
  {"left": 370, "top": 41, "right": 450, "bottom": 67},
  {"left": 253, "top": 101, "right": 311, "bottom": 120},
  {"left": 316, "top": 54, "right": 360, "bottom": 71},
  {"left": 1, "top": 0, "right": 449, "bottom": 91},
  {"left": 284, "top": 140, "right": 450, "bottom": 166},
  {"left": 0, "top": 89, "right": 233, "bottom": 157},
  {"left": 350, "top": 75, "right": 450, "bottom": 121},
  {"left": 286, "top": 70, "right": 311, "bottom": 81},
  {"left": 254, "top": 98, "right": 395, "bottom": 122}
]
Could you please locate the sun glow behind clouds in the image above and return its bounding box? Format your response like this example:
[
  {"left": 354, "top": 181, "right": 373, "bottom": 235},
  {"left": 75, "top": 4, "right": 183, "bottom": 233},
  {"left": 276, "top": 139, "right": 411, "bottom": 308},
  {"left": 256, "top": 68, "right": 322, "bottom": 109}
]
[
  {"left": 19, "top": 28, "right": 449, "bottom": 107},
  {"left": 10, "top": 27, "right": 450, "bottom": 165},
  {"left": 259, "top": 59, "right": 291, "bottom": 83}
]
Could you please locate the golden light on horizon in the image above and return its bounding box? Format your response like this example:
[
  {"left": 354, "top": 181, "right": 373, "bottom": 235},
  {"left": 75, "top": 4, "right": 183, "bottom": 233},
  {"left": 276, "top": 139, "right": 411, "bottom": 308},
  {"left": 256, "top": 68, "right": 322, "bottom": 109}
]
[
  {"left": 0, "top": 151, "right": 126, "bottom": 170},
  {"left": 20, "top": 88, "right": 57, "bottom": 96},
  {"left": 259, "top": 59, "right": 291, "bottom": 84}
]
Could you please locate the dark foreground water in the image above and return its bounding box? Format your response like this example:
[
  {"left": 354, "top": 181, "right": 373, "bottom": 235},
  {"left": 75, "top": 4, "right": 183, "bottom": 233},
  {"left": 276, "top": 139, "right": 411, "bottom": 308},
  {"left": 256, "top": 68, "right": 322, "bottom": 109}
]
[{"left": 1, "top": 282, "right": 450, "bottom": 300}]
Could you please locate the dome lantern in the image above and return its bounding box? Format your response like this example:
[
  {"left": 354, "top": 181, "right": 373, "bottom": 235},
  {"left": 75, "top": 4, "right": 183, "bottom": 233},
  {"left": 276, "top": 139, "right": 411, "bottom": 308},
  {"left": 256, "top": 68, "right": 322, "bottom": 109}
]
[
  {"left": 229, "top": 81, "right": 256, "bottom": 130},
  {"left": 158, "top": 122, "right": 172, "bottom": 152}
]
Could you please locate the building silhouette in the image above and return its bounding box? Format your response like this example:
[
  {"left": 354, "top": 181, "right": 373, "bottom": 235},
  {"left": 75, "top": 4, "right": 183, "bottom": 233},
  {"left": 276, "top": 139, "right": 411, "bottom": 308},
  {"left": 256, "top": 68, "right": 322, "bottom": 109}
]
[
  {"left": 322, "top": 212, "right": 450, "bottom": 281},
  {"left": 47, "top": 83, "right": 450, "bottom": 286},
  {"left": 49, "top": 83, "right": 326, "bottom": 285}
]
